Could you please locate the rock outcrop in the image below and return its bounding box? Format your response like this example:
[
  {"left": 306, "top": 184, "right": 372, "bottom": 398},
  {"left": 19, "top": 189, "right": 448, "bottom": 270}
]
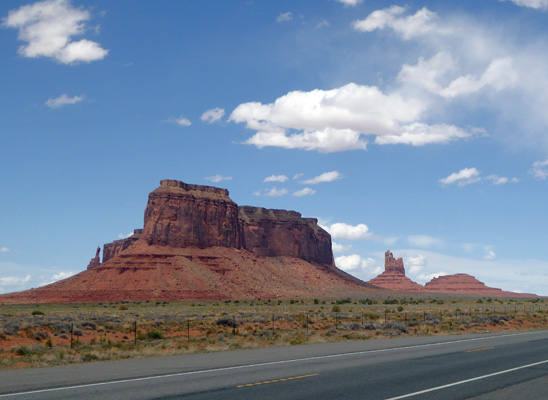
[
  {"left": 239, "top": 206, "right": 334, "bottom": 266},
  {"left": 102, "top": 229, "right": 142, "bottom": 264},
  {"left": 86, "top": 247, "right": 101, "bottom": 270},
  {"left": 424, "top": 274, "right": 534, "bottom": 297},
  {"left": 0, "top": 179, "right": 373, "bottom": 304},
  {"left": 367, "top": 250, "right": 424, "bottom": 292}
]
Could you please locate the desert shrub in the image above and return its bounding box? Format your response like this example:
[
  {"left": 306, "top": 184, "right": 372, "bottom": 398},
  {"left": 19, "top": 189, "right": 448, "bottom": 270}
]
[
  {"left": 383, "top": 322, "right": 408, "bottom": 335},
  {"left": 82, "top": 353, "right": 99, "bottom": 362},
  {"left": 15, "top": 345, "right": 31, "bottom": 356},
  {"left": 31, "top": 310, "right": 44, "bottom": 316},
  {"left": 331, "top": 305, "right": 341, "bottom": 313},
  {"left": 80, "top": 321, "right": 97, "bottom": 330},
  {"left": 33, "top": 331, "right": 48, "bottom": 341},
  {"left": 73, "top": 328, "right": 84, "bottom": 336},
  {"left": 397, "top": 306, "right": 404, "bottom": 312},
  {"left": 216, "top": 317, "right": 237, "bottom": 328},
  {"left": 363, "top": 322, "right": 378, "bottom": 331},
  {"left": 383, "top": 299, "right": 399, "bottom": 305},
  {"left": 146, "top": 330, "right": 164, "bottom": 340},
  {"left": 3, "top": 321, "right": 20, "bottom": 335}
]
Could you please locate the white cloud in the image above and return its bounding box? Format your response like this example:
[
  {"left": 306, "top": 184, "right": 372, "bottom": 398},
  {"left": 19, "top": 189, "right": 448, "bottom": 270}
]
[
  {"left": 336, "top": 0, "right": 363, "bottom": 6},
  {"left": 117, "top": 232, "right": 133, "bottom": 239},
  {"left": 168, "top": 116, "right": 192, "bottom": 127},
  {"left": 407, "top": 235, "right": 444, "bottom": 248},
  {"left": 45, "top": 93, "right": 84, "bottom": 108},
  {"left": 276, "top": 12, "right": 293, "bottom": 23},
  {"left": 205, "top": 175, "right": 232, "bottom": 183},
  {"left": 483, "top": 249, "right": 497, "bottom": 260},
  {"left": 332, "top": 242, "right": 353, "bottom": 253},
  {"left": 201, "top": 108, "right": 225, "bottom": 123},
  {"left": 416, "top": 271, "right": 449, "bottom": 283},
  {"left": 40, "top": 271, "right": 75, "bottom": 286},
  {"left": 293, "top": 187, "right": 315, "bottom": 197},
  {"left": 500, "top": 0, "right": 548, "bottom": 10},
  {"left": 335, "top": 254, "right": 377, "bottom": 273},
  {"left": 407, "top": 254, "right": 427, "bottom": 275},
  {"left": 293, "top": 173, "right": 304, "bottom": 180},
  {"left": 254, "top": 187, "right": 288, "bottom": 197},
  {"left": 398, "top": 52, "right": 518, "bottom": 98},
  {"left": 374, "top": 122, "right": 471, "bottom": 146},
  {"left": 530, "top": 159, "right": 548, "bottom": 179},
  {"left": 0, "top": 274, "right": 31, "bottom": 286},
  {"left": 3, "top": 0, "right": 108, "bottom": 64},
  {"left": 264, "top": 174, "right": 289, "bottom": 183},
  {"left": 485, "top": 175, "right": 519, "bottom": 185},
  {"left": 302, "top": 171, "right": 342, "bottom": 184},
  {"left": 0, "top": 247, "right": 11, "bottom": 252},
  {"left": 352, "top": 6, "right": 444, "bottom": 40},
  {"left": 230, "top": 83, "right": 473, "bottom": 152},
  {"left": 439, "top": 167, "right": 481, "bottom": 186},
  {"left": 316, "top": 19, "right": 330, "bottom": 29},
  {"left": 324, "top": 222, "right": 373, "bottom": 240}
]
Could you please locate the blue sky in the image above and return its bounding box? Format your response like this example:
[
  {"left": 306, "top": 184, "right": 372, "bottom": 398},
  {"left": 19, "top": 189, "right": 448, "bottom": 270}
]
[{"left": 2, "top": 0, "right": 548, "bottom": 296}]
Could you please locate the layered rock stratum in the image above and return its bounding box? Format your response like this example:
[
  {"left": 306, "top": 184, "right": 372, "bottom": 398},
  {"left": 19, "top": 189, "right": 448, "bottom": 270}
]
[
  {"left": 367, "top": 250, "right": 535, "bottom": 297},
  {"left": 0, "top": 180, "right": 377, "bottom": 304},
  {"left": 367, "top": 251, "right": 424, "bottom": 292}
]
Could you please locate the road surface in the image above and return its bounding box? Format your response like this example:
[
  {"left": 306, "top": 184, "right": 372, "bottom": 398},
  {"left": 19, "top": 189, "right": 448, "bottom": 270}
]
[{"left": 1, "top": 330, "right": 548, "bottom": 399}]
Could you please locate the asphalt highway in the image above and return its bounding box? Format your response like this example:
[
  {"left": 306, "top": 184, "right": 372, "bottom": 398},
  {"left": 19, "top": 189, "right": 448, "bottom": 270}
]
[{"left": 1, "top": 330, "right": 548, "bottom": 399}]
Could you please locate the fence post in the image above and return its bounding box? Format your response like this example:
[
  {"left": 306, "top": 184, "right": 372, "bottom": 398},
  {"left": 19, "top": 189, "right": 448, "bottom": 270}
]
[
  {"left": 187, "top": 320, "right": 190, "bottom": 341},
  {"left": 361, "top": 312, "right": 364, "bottom": 327},
  {"left": 134, "top": 320, "right": 137, "bottom": 346},
  {"left": 336, "top": 313, "right": 338, "bottom": 329},
  {"left": 385, "top": 310, "right": 387, "bottom": 324},
  {"left": 70, "top": 323, "right": 73, "bottom": 348},
  {"left": 306, "top": 313, "right": 309, "bottom": 333},
  {"left": 272, "top": 314, "right": 275, "bottom": 333}
]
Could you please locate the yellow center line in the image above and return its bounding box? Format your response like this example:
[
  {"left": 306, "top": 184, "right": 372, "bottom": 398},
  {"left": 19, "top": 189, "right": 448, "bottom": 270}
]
[
  {"left": 236, "top": 373, "right": 319, "bottom": 388},
  {"left": 465, "top": 347, "right": 494, "bottom": 353}
]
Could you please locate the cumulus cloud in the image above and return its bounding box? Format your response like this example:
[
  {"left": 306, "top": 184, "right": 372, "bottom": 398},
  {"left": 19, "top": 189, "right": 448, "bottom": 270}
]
[
  {"left": 0, "top": 247, "right": 11, "bottom": 253},
  {"left": 117, "top": 232, "right": 133, "bottom": 239},
  {"left": 398, "top": 52, "right": 518, "bottom": 98},
  {"left": 530, "top": 159, "right": 548, "bottom": 179},
  {"left": 500, "top": 0, "right": 548, "bottom": 10},
  {"left": 230, "top": 83, "right": 473, "bottom": 152},
  {"left": 205, "top": 175, "right": 232, "bottom": 183},
  {"left": 40, "top": 271, "right": 75, "bottom": 286},
  {"left": 374, "top": 122, "right": 470, "bottom": 146},
  {"left": 483, "top": 249, "right": 497, "bottom": 260},
  {"left": 324, "top": 222, "right": 373, "bottom": 240},
  {"left": 416, "top": 271, "right": 449, "bottom": 283},
  {"left": 439, "top": 167, "right": 481, "bottom": 187},
  {"left": 301, "top": 171, "right": 342, "bottom": 184},
  {"left": 407, "top": 254, "right": 427, "bottom": 275},
  {"left": 485, "top": 175, "right": 519, "bottom": 185},
  {"left": 168, "top": 116, "right": 192, "bottom": 127},
  {"left": 45, "top": 94, "right": 84, "bottom": 108},
  {"left": 407, "top": 235, "right": 444, "bottom": 248},
  {"left": 254, "top": 187, "right": 288, "bottom": 197},
  {"left": 352, "top": 6, "right": 444, "bottom": 40},
  {"left": 335, "top": 254, "right": 378, "bottom": 273},
  {"left": 3, "top": 0, "right": 108, "bottom": 64},
  {"left": 201, "top": 108, "right": 225, "bottom": 123},
  {"left": 336, "top": 0, "right": 363, "bottom": 6},
  {"left": 0, "top": 274, "right": 31, "bottom": 286},
  {"left": 293, "top": 187, "right": 315, "bottom": 197},
  {"left": 264, "top": 175, "right": 288, "bottom": 183},
  {"left": 276, "top": 12, "right": 293, "bottom": 23},
  {"left": 332, "top": 242, "right": 353, "bottom": 253}
]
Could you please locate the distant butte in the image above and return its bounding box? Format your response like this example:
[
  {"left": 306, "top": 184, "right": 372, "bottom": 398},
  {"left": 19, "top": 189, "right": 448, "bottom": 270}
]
[
  {"left": 367, "top": 250, "right": 536, "bottom": 297},
  {"left": 366, "top": 250, "right": 424, "bottom": 292},
  {"left": 0, "top": 179, "right": 379, "bottom": 304}
]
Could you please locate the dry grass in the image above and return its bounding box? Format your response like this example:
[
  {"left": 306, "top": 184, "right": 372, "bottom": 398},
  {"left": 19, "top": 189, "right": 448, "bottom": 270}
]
[{"left": 0, "top": 296, "right": 546, "bottom": 370}]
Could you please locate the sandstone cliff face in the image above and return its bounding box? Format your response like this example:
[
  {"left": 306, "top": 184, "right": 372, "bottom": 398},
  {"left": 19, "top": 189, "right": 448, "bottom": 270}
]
[
  {"left": 239, "top": 206, "right": 334, "bottom": 266},
  {"left": 102, "top": 229, "right": 143, "bottom": 263},
  {"left": 385, "top": 250, "right": 405, "bottom": 274},
  {"left": 86, "top": 247, "right": 101, "bottom": 270},
  {"left": 143, "top": 180, "right": 243, "bottom": 249}
]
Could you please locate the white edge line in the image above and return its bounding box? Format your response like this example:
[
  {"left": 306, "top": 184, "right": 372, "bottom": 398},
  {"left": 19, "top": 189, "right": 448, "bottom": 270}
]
[
  {"left": 0, "top": 331, "right": 541, "bottom": 398},
  {"left": 385, "top": 358, "right": 548, "bottom": 400}
]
